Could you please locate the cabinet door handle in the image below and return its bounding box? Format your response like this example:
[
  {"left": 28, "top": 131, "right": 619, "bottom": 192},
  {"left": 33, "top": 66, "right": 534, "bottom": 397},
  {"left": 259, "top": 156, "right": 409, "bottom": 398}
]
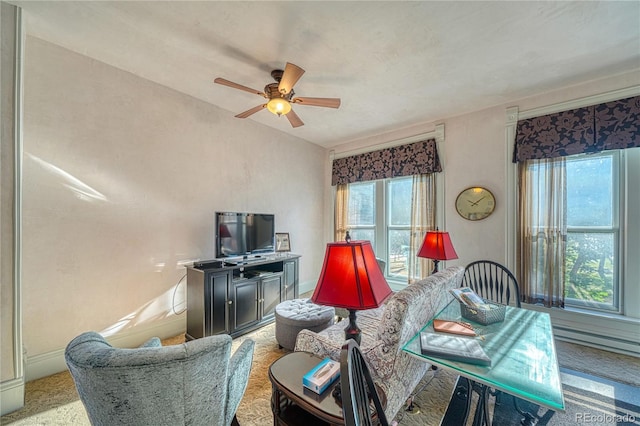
[{"left": 228, "top": 300, "right": 232, "bottom": 305}]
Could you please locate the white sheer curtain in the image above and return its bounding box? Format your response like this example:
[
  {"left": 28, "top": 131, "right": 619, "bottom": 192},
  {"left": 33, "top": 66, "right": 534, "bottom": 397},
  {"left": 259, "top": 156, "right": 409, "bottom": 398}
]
[
  {"left": 518, "top": 158, "right": 567, "bottom": 307},
  {"left": 334, "top": 184, "right": 349, "bottom": 242},
  {"left": 408, "top": 173, "right": 436, "bottom": 284}
]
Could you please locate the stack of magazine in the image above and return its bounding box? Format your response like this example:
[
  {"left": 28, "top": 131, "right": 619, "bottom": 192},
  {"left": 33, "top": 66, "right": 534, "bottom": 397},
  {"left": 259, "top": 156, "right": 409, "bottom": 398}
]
[
  {"left": 449, "top": 287, "right": 490, "bottom": 310},
  {"left": 420, "top": 287, "right": 491, "bottom": 366}
]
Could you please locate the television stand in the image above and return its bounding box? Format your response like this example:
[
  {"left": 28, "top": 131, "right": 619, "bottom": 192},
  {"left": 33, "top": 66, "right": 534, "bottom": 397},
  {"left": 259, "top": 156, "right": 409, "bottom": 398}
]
[{"left": 186, "top": 254, "right": 300, "bottom": 340}]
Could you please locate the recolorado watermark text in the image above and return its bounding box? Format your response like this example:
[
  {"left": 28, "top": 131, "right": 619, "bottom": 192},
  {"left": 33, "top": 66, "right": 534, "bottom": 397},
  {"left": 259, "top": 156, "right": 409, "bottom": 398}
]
[{"left": 575, "top": 413, "right": 636, "bottom": 423}]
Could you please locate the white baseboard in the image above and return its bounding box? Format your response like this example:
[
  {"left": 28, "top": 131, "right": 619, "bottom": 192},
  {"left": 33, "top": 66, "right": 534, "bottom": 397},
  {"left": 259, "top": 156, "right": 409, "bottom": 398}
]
[
  {"left": 299, "top": 279, "right": 315, "bottom": 296},
  {"left": 0, "top": 377, "right": 25, "bottom": 416},
  {"left": 25, "top": 315, "right": 186, "bottom": 382},
  {"left": 555, "top": 332, "right": 639, "bottom": 358}
]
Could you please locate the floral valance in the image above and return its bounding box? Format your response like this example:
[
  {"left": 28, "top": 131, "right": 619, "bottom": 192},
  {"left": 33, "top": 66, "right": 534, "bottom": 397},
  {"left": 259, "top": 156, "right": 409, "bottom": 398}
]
[
  {"left": 332, "top": 139, "right": 441, "bottom": 185},
  {"left": 514, "top": 95, "right": 640, "bottom": 162}
]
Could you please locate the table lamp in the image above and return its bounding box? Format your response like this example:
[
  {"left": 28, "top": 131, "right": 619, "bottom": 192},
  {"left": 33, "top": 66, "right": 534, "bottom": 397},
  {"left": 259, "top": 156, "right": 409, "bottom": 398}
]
[
  {"left": 417, "top": 228, "right": 458, "bottom": 274},
  {"left": 311, "top": 239, "right": 392, "bottom": 345}
]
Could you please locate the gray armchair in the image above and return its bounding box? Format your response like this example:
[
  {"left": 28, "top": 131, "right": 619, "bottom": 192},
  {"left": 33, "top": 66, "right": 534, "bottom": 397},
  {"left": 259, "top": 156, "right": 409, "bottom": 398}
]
[{"left": 65, "top": 331, "right": 255, "bottom": 426}]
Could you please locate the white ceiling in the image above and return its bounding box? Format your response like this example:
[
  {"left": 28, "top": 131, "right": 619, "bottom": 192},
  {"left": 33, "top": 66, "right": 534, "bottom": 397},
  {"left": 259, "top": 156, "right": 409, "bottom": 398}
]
[{"left": 10, "top": 1, "right": 640, "bottom": 148}]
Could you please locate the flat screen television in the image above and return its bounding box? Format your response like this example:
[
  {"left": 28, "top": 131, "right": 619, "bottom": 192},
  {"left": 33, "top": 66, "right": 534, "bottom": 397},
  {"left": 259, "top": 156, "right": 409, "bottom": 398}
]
[{"left": 215, "top": 212, "right": 275, "bottom": 258}]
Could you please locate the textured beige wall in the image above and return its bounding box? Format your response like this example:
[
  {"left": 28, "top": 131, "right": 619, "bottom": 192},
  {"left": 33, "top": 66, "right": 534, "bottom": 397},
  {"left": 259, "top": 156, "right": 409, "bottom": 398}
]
[
  {"left": 21, "top": 36, "right": 327, "bottom": 357},
  {"left": 1, "top": 1, "right": 18, "bottom": 382}
]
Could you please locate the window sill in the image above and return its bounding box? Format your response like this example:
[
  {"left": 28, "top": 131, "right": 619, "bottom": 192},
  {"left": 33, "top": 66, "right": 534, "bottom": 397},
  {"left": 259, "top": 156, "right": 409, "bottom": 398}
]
[{"left": 524, "top": 302, "right": 639, "bottom": 324}]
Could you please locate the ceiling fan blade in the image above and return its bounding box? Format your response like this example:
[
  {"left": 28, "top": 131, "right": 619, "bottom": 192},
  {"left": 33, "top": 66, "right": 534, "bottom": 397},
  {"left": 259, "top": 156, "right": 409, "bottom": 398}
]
[
  {"left": 214, "top": 78, "right": 265, "bottom": 97},
  {"left": 292, "top": 97, "right": 341, "bottom": 109},
  {"left": 285, "top": 109, "right": 304, "bottom": 128},
  {"left": 235, "top": 104, "right": 266, "bottom": 118},
  {"left": 278, "top": 63, "right": 305, "bottom": 95}
]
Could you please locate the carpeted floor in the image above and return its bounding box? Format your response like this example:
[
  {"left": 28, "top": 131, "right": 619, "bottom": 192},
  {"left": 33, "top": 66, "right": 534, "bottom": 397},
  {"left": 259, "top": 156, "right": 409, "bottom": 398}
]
[
  {"left": 2, "top": 322, "right": 639, "bottom": 426},
  {"left": 491, "top": 367, "right": 640, "bottom": 425}
]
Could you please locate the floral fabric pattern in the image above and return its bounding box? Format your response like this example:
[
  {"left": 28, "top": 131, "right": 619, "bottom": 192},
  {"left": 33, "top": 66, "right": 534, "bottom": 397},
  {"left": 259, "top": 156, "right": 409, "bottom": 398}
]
[
  {"left": 331, "top": 139, "right": 441, "bottom": 185},
  {"left": 514, "top": 96, "right": 639, "bottom": 162},
  {"left": 294, "top": 266, "right": 464, "bottom": 421},
  {"left": 595, "top": 96, "right": 640, "bottom": 151}
]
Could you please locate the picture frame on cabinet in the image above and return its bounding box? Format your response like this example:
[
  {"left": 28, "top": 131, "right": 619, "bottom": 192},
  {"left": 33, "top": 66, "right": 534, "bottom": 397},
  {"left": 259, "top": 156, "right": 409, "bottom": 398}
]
[{"left": 275, "top": 233, "right": 291, "bottom": 252}]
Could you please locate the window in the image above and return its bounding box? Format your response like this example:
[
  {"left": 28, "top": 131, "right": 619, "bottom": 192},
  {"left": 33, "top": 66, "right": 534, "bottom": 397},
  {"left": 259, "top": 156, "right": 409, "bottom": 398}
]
[
  {"left": 523, "top": 148, "right": 638, "bottom": 313},
  {"left": 565, "top": 152, "right": 619, "bottom": 311},
  {"left": 387, "top": 177, "right": 413, "bottom": 279},
  {"left": 511, "top": 94, "right": 639, "bottom": 350},
  {"left": 345, "top": 177, "right": 414, "bottom": 282},
  {"left": 347, "top": 181, "right": 376, "bottom": 245}
]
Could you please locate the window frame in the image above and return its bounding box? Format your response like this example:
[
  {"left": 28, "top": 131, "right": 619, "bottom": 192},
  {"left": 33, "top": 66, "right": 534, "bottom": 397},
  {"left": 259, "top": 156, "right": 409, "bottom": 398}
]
[
  {"left": 385, "top": 177, "right": 414, "bottom": 281},
  {"left": 342, "top": 176, "right": 425, "bottom": 286},
  {"left": 345, "top": 180, "right": 377, "bottom": 246},
  {"left": 562, "top": 150, "right": 622, "bottom": 313}
]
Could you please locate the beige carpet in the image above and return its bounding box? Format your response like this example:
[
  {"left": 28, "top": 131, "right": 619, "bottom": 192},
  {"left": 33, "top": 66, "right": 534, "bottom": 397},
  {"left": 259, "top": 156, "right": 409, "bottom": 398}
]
[
  {"left": 2, "top": 323, "right": 638, "bottom": 426},
  {"left": 553, "top": 340, "right": 640, "bottom": 387}
]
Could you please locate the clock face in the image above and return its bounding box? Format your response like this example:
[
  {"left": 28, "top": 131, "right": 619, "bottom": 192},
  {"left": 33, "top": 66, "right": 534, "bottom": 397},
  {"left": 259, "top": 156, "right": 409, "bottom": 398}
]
[{"left": 455, "top": 187, "right": 496, "bottom": 221}]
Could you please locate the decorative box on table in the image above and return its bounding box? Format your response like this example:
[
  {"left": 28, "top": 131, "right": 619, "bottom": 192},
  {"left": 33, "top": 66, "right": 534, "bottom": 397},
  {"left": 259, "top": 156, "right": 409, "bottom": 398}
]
[
  {"left": 460, "top": 300, "right": 506, "bottom": 325},
  {"left": 302, "top": 358, "right": 340, "bottom": 394}
]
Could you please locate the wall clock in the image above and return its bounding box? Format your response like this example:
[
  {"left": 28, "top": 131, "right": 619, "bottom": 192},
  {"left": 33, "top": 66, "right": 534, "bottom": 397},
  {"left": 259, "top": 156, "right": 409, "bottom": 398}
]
[{"left": 455, "top": 187, "right": 496, "bottom": 221}]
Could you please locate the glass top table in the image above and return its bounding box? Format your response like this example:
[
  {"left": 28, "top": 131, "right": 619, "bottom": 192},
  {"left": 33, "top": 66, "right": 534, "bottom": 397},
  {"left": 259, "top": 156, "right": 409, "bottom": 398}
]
[{"left": 403, "top": 300, "right": 565, "bottom": 412}]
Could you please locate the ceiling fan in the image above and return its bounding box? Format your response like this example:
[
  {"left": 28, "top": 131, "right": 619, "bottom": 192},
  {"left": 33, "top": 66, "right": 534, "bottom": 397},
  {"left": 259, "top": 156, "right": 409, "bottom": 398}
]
[{"left": 214, "top": 62, "right": 341, "bottom": 128}]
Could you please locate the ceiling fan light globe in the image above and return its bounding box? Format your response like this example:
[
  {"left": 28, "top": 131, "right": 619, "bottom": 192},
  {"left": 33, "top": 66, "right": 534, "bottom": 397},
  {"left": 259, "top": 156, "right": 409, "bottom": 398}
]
[{"left": 267, "top": 98, "right": 292, "bottom": 116}]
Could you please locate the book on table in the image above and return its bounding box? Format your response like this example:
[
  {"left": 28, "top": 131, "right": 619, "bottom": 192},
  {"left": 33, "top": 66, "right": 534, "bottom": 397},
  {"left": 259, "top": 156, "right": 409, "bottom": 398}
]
[{"left": 420, "top": 331, "right": 491, "bottom": 366}]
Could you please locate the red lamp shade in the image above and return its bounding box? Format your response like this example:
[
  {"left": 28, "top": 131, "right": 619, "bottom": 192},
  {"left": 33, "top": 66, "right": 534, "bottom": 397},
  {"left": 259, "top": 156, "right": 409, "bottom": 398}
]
[
  {"left": 417, "top": 230, "right": 458, "bottom": 260},
  {"left": 312, "top": 240, "right": 392, "bottom": 311},
  {"left": 417, "top": 230, "right": 458, "bottom": 274}
]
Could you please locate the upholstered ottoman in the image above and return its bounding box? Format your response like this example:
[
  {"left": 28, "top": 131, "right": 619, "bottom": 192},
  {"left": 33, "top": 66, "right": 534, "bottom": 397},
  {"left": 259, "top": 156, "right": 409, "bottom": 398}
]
[{"left": 275, "top": 299, "right": 335, "bottom": 350}]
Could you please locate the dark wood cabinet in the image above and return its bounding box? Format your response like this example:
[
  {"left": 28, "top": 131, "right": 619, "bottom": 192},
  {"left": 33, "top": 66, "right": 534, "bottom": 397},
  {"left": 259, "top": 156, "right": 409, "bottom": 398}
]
[
  {"left": 283, "top": 258, "right": 298, "bottom": 301},
  {"left": 186, "top": 268, "right": 231, "bottom": 339},
  {"left": 208, "top": 270, "right": 231, "bottom": 335},
  {"left": 230, "top": 278, "right": 261, "bottom": 332},
  {"left": 186, "top": 255, "right": 300, "bottom": 340},
  {"left": 262, "top": 273, "right": 283, "bottom": 319}
]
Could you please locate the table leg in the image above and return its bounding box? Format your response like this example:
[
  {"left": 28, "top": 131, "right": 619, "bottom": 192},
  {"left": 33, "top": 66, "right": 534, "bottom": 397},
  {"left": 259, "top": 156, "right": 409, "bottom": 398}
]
[
  {"left": 513, "top": 394, "right": 538, "bottom": 426},
  {"left": 271, "top": 383, "right": 281, "bottom": 425},
  {"left": 441, "top": 376, "right": 472, "bottom": 426},
  {"left": 471, "top": 383, "right": 490, "bottom": 426}
]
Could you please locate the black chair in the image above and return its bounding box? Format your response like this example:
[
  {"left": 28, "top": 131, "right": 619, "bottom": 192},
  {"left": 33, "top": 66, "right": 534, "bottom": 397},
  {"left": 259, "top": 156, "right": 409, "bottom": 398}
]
[
  {"left": 340, "top": 339, "right": 389, "bottom": 426},
  {"left": 462, "top": 260, "right": 521, "bottom": 307},
  {"left": 461, "top": 261, "right": 538, "bottom": 425}
]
